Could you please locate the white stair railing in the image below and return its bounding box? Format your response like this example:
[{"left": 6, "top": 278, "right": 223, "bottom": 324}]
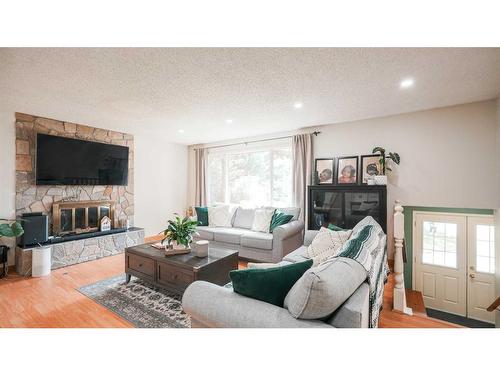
[{"left": 393, "top": 200, "right": 413, "bottom": 315}]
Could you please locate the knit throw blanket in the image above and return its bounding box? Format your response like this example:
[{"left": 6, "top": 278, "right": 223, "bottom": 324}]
[{"left": 336, "top": 224, "right": 389, "bottom": 328}]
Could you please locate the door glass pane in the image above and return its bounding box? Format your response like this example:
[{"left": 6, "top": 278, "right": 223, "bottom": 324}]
[
  {"left": 476, "top": 224, "right": 495, "bottom": 274},
  {"left": 422, "top": 220, "right": 457, "bottom": 268}
]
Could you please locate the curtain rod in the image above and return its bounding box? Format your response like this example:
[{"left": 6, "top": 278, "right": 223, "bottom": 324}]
[{"left": 193, "top": 131, "right": 320, "bottom": 151}]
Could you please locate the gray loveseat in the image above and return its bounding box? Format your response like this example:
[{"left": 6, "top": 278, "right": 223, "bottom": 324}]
[
  {"left": 182, "top": 229, "right": 373, "bottom": 328},
  {"left": 193, "top": 207, "right": 304, "bottom": 263}
]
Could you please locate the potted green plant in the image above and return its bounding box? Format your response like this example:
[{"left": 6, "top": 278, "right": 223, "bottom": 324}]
[
  {"left": 162, "top": 214, "right": 199, "bottom": 251},
  {"left": 372, "top": 147, "right": 401, "bottom": 185},
  {"left": 0, "top": 219, "right": 24, "bottom": 278}
]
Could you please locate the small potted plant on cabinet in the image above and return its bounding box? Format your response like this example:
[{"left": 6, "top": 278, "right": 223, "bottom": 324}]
[{"left": 372, "top": 147, "right": 401, "bottom": 185}]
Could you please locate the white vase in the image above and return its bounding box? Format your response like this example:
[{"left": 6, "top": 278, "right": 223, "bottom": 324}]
[
  {"left": 172, "top": 241, "right": 191, "bottom": 251},
  {"left": 374, "top": 175, "right": 387, "bottom": 185},
  {"left": 194, "top": 240, "right": 209, "bottom": 258}
]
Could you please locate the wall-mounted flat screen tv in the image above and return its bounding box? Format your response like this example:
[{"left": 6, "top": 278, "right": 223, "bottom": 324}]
[{"left": 36, "top": 133, "right": 129, "bottom": 185}]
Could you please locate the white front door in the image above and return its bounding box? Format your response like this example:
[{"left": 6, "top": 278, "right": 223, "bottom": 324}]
[
  {"left": 414, "top": 213, "right": 467, "bottom": 316},
  {"left": 467, "top": 217, "right": 495, "bottom": 323}
]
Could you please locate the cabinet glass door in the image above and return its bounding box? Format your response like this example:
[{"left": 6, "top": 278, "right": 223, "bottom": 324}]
[
  {"left": 310, "top": 190, "right": 342, "bottom": 229},
  {"left": 344, "top": 192, "right": 381, "bottom": 229}
]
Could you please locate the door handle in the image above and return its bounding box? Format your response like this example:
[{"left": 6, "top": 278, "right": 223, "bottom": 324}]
[{"left": 469, "top": 273, "right": 475, "bottom": 279}]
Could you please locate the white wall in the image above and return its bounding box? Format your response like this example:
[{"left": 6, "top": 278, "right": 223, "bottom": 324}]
[
  {"left": 0, "top": 107, "right": 188, "bottom": 266},
  {"left": 312, "top": 100, "right": 498, "bottom": 257},
  {"left": 134, "top": 134, "right": 188, "bottom": 237},
  {"left": 187, "top": 100, "right": 498, "bottom": 258}
]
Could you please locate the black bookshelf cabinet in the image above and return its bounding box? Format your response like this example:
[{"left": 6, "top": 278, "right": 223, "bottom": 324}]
[{"left": 308, "top": 185, "right": 387, "bottom": 232}]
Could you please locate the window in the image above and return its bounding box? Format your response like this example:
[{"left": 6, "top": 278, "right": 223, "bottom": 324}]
[
  {"left": 206, "top": 140, "right": 292, "bottom": 208},
  {"left": 475, "top": 224, "right": 495, "bottom": 274},
  {"left": 422, "top": 221, "right": 457, "bottom": 268}
]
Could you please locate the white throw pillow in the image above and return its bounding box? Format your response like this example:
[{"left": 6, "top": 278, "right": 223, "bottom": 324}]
[
  {"left": 208, "top": 205, "right": 233, "bottom": 227},
  {"left": 306, "top": 227, "right": 352, "bottom": 265},
  {"left": 251, "top": 209, "right": 275, "bottom": 233}
]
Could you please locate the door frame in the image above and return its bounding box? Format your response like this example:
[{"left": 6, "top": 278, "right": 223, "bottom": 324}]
[{"left": 412, "top": 210, "right": 494, "bottom": 318}]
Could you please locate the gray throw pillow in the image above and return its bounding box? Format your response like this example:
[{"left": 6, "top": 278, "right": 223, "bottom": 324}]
[{"left": 284, "top": 257, "right": 367, "bottom": 320}]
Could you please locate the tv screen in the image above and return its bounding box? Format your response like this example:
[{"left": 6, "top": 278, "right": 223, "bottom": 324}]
[{"left": 36, "top": 133, "right": 129, "bottom": 185}]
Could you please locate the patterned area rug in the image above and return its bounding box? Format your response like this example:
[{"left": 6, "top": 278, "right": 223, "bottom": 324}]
[{"left": 78, "top": 274, "right": 191, "bottom": 328}]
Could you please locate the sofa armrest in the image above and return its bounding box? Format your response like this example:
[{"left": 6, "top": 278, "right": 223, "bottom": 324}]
[
  {"left": 327, "top": 282, "right": 370, "bottom": 328},
  {"left": 304, "top": 230, "right": 319, "bottom": 246},
  {"left": 182, "top": 281, "right": 331, "bottom": 328},
  {"left": 273, "top": 220, "right": 304, "bottom": 241},
  {"left": 271, "top": 220, "right": 304, "bottom": 262}
]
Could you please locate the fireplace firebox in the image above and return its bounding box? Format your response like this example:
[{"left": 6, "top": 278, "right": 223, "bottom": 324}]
[{"left": 52, "top": 200, "right": 115, "bottom": 235}]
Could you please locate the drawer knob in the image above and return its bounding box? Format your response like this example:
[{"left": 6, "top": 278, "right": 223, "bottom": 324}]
[{"left": 139, "top": 263, "right": 143, "bottom": 267}]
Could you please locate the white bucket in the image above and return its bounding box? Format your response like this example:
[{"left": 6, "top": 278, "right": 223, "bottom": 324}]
[{"left": 32, "top": 246, "right": 52, "bottom": 277}]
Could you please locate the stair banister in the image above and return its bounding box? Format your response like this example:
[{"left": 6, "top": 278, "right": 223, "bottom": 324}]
[{"left": 393, "top": 200, "right": 413, "bottom": 315}]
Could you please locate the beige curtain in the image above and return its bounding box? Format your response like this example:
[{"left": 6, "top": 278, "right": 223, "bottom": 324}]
[
  {"left": 292, "top": 133, "right": 313, "bottom": 223},
  {"left": 194, "top": 148, "right": 207, "bottom": 206}
]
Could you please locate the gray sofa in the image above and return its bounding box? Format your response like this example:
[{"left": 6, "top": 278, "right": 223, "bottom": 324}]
[
  {"left": 182, "top": 229, "right": 372, "bottom": 328},
  {"left": 193, "top": 207, "right": 304, "bottom": 263}
]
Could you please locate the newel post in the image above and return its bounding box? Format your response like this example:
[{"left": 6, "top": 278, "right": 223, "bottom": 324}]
[{"left": 393, "top": 200, "right": 413, "bottom": 315}]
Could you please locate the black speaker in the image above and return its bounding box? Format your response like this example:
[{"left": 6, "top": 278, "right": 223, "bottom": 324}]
[{"left": 20, "top": 213, "right": 48, "bottom": 247}]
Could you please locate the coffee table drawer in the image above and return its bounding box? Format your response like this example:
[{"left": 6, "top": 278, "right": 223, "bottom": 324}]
[
  {"left": 157, "top": 262, "right": 194, "bottom": 291},
  {"left": 127, "top": 253, "right": 155, "bottom": 277}
]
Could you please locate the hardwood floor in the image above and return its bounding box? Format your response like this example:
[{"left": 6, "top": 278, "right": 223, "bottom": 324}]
[{"left": 0, "top": 249, "right": 461, "bottom": 328}]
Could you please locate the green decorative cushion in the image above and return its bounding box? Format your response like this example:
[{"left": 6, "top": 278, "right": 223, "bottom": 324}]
[
  {"left": 195, "top": 206, "right": 209, "bottom": 226},
  {"left": 229, "top": 260, "right": 313, "bottom": 307},
  {"left": 269, "top": 211, "right": 294, "bottom": 233},
  {"left": 327, "top": 223, "right": 345, "bottom": 231}
]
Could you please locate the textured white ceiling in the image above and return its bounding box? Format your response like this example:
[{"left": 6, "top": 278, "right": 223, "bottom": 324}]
[{"left": 1, "top": 48, "right": 499, "bottom": 144}]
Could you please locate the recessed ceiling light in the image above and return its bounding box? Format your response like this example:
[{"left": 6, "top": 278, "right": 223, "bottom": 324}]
[
  {"left": 400, "top": 78, "right": 415, "bottom": 89},
  {"left": 226, "top": 119, "right": 233, "bottom": 124},
  {"left": 293, "top": 102, "right": 303, "bottom": 109},
  {"left": 177, "top": 129, "right": 185, "bottom": 133}
]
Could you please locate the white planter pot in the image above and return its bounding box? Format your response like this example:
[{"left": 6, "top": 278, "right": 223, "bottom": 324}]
[{"left": 374, "top": 175, "right": 388, "bottom": 185}]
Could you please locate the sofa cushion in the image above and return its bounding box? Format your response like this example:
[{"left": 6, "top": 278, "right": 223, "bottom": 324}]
[
  {"left": 195, "top": 226, "right": 217, "bottom": 241},
  {"left": 240, "top": 232, "right": 273, "bottom": 250},
  {"left": 251, "top": 209, "right": 275, "bottom": 233},
  {"left": 306, "top": 227, "right": 352, "bottom": 265},
  {"left": 284, "top": 257, "right": 367, "bottom": 319},
  {"left": 282, "top": 245, "right": 309, "bottom": 263},
  {"left": 208, "top": 205, "right": 233, "bottom": 228},
  {"left": 195, "top": 206, "right": 209, "bottom": 226},
  {"left": 213, "top": 228, "right": 252, "bottom": 245},
  {"left": 233, "top": 208, "right": 255, "bottom": 229},
  {"left": 279, "top": 207, "right": 301, "bottom": 221},
  {"left": 230, "top": 259, "right": 313, "bottom": 307},
  {"left": 270, "top": 211, "right": 294, "bottom": 233}
]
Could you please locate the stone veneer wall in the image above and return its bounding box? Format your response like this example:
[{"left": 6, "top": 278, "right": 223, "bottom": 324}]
[{"left": 15, "top": 112, "right": 134, "bottom": 231}]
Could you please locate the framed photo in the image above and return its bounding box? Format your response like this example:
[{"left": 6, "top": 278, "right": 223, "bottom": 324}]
[
  {"left": 314, "top": 158, "right": 334, "bottom": 184},
  {"left": 360, "top": 154, "right": 382, "bottom": 184},
  {"left": 335, "top": 156, "right": 359, "bottom": 185}
]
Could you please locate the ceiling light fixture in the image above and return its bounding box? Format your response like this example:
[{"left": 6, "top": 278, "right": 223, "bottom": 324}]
[
  {"left": 400, "top": 78, "right": 415, "bottom": 89},
  {"left": 178, "top": 129, "right": 185, "bottom": 133},
  {"left": 293, "top": 102, "right": 303, "bottom": 109},
  {"left": 226, "top": 119, "right": 233, "bottom": 124}
]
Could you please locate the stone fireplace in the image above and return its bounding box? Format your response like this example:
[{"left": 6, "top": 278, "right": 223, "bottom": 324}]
[
  {"left": 14, "top": 113, "right": 144, "bottom": 275},
  {"left": 15, "top": 112, "right": 134, "bottom": 233}
]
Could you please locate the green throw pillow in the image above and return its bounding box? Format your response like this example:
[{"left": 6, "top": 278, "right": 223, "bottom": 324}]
[
  {"left": 229, "top": 260, "right": 313, "bottom": 307},
  {"left": 269, "top": 211, "right": 294, "bottom": 232},
  {"left": 195, "top": 206, "right": 209, "bottom": 226},
  {"left": 327, "top": 223, "right": 345, "bottom": 231}
]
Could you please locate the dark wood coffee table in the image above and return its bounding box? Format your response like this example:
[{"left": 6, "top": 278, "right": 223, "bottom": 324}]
[{"left": 125, "top": 243, "right": 238, "bottom": 293}]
